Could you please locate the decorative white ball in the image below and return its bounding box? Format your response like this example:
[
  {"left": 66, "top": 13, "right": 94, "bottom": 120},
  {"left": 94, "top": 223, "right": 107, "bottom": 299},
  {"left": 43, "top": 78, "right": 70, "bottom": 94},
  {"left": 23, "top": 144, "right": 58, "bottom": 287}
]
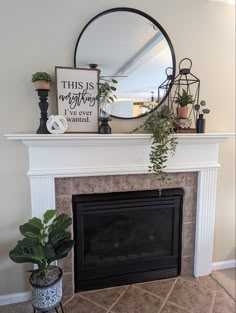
[{"left": 46, "top": 115, "right": 68, "bottom": 134}]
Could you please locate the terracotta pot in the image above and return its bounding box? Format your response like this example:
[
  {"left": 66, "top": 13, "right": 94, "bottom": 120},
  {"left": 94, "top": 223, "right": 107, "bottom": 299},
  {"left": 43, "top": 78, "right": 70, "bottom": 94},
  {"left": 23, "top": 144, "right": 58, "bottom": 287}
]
[
  {"left": 176, "top": 107, "right": 189, "bottom": 119},
  {"left": 34, "top": 81, "right": 51, "bottom": 90}
]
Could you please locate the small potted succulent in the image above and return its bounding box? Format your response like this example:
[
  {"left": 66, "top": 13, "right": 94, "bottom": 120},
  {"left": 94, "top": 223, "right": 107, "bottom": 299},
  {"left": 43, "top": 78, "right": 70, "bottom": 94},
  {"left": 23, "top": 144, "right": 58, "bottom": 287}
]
[
  {"left": 194, "top": 100, "right": 210, "bottom": 133},
  {"left": 175, "top": 88, "right": 194, "bottom": 118},
  {"left": 9, "top": 210, "right": 74, "bottom": 312},
  {"left": 32, "top": 72, "right": 52, "bottom": 90}
]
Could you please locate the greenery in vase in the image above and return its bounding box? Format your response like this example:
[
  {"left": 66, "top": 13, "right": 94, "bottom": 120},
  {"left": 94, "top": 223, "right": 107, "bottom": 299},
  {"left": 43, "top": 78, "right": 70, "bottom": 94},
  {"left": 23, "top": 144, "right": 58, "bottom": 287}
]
[
  {"left": 32, "top": 72, "right": 52, "bottom": 83},
  {"left": 97, "top": 79, "right": 118, "bottom": 113},
  {"left": 175, "top": 88, "right": 194, "bottom": 107},
  {"left": 194, "top": 100, "right": 210, "bottom": 118},
  {"left": 143, "top": 105, "right": 178, "bottom": 184},
  {"left": 9, "top": 210, "right": 74, "bottom": 283}
]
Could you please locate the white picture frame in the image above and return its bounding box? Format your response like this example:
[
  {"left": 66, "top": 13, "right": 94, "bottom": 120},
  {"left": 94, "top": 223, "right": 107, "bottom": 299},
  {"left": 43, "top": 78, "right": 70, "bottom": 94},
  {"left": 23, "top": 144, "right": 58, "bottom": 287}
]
[{"left": 56, "top": 67, "right": 99, "bottom": 133}]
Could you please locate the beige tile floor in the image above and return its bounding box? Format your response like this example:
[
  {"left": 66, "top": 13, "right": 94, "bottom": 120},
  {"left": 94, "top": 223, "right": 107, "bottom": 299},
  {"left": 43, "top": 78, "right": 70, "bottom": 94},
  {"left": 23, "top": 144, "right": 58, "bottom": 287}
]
[
  {"left": 0, "top": 276, "right": 235, "bottom": 313},
  {"left": 211, "top": 268, "right": 236, "bottom": 301}
]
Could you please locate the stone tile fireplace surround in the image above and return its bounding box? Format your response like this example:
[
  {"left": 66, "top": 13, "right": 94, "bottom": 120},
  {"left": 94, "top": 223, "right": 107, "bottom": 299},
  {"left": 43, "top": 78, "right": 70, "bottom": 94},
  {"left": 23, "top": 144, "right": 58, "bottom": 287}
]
[
  {"left": 5, "top": 133, "right": 232, "bottom": 297},
  {"left": 55, "top": 172, "right": 197, "bottom": 296}
]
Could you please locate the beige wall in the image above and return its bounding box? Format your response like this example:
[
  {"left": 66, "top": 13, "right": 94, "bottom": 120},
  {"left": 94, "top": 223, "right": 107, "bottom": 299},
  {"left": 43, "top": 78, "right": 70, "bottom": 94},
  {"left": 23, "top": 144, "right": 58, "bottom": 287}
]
[{"left": 0, "top": 0, "right": 235, "bottom": 295}]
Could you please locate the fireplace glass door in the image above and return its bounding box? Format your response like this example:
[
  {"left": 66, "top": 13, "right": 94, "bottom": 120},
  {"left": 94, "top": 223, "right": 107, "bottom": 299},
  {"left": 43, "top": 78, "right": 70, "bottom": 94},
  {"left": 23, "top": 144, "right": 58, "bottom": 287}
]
[{"left": 73, "top": 189, "right": 183, "bottom": 291}]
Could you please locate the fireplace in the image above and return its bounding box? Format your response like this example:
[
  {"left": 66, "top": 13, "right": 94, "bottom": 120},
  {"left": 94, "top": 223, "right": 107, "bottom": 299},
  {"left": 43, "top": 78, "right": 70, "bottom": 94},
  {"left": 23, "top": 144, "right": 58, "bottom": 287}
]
[
  {"left": 73, "top": 188, "right": 183, "bottom": 291},
  {"left": 5, "top": 133, "right": 229, "bottom": 297}
]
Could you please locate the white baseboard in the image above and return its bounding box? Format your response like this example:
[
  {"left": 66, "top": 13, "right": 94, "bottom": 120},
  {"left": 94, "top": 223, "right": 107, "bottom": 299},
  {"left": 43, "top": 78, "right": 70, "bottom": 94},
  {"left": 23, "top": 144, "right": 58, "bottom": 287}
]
[
  {"left": 0, "top": 291, "right": 31, "bottom": 306},
  {"left": 212, "top": 259, "right": 236, "bottom": 271}
]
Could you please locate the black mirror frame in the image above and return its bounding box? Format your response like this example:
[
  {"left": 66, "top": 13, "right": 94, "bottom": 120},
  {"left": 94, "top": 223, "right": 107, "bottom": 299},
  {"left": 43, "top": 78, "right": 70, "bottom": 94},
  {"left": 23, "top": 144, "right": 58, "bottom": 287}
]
[{"left": 74, "top": 7, "right": 176, "bottom": 120}]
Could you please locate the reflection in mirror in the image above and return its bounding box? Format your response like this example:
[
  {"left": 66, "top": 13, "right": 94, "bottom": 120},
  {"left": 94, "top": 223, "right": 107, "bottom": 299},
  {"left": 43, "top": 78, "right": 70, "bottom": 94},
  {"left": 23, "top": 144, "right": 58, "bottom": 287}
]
[{"left": 74, "top": 8, "right": 175, "bottom": 119}]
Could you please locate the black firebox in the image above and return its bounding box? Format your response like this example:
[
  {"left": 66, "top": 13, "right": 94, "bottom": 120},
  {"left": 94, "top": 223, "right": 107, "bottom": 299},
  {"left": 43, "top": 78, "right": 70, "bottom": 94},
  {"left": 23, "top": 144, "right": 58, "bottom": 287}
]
[{"left": 73, "top": 188, "right": 183, "bottom": 292}]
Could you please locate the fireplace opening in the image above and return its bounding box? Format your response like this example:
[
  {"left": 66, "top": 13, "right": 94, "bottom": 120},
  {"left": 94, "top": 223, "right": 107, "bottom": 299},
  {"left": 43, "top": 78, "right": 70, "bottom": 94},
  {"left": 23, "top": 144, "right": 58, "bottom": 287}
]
[{"left": 73, "top": 188, "right": 183, "bottom": 292}]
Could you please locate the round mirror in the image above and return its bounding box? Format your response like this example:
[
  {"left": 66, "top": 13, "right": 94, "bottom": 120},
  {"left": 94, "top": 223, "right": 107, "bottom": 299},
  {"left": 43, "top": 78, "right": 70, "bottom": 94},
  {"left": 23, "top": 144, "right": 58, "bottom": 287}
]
[{"left": 74, "top": 7, "right": 176, "bottom": 119}]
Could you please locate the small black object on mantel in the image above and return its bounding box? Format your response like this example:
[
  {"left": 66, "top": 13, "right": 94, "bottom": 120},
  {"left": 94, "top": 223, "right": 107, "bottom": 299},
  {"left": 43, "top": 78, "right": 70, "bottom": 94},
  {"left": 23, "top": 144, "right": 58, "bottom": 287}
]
[
  {"left": 36, "top": 89, "right": 50, "bottom": 134},
  {"left": 196, "top": 114, "right": 205, "bottom": 133},
  {"left": 98, "top": 116, "right": 112, "bottom": 134}
]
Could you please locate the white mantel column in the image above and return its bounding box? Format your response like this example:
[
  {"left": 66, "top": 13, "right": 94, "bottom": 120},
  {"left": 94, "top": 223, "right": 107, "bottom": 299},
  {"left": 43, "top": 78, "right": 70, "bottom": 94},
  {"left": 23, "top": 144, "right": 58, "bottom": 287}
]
[
  {"left": 30, "top": 176, "right": 55, "bottom": 218},
  {"left": 194, "top": 168, "right": 218, "bottom": 277}
]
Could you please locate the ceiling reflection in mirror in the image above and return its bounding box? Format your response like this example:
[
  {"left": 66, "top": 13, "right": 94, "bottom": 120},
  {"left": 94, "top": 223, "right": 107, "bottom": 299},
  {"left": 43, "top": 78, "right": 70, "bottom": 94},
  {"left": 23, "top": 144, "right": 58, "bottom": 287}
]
[{"left": 74, "top": 8, "right": 175, "bottom": 119}]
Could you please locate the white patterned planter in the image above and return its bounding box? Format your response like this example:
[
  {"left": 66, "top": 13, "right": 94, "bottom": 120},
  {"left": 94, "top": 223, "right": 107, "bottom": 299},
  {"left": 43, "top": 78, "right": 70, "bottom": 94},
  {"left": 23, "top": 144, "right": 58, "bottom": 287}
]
[{"left": 31, "top": 268, "right": 63, "bottom": 312}]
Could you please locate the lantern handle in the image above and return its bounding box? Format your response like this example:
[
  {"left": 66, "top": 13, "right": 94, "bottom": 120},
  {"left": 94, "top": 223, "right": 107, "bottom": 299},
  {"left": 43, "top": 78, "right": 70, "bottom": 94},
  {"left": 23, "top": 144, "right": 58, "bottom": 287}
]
[
  {"left": 165, "top": 67, "right": 173, "bottom": 76},
  {"left": 179, "top": 58, "right": 192, "bottom": 71}
]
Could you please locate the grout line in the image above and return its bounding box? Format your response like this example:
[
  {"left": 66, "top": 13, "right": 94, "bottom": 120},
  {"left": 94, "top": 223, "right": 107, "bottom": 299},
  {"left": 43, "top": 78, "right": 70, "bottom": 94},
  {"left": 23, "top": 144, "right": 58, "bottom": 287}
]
[
  {"left": 210, "top": 274, "right": 235, "bottom": 301},
  {"left": 78, "top": 293, "right": 108, "bottom": 310},
  {"left": 208, "top": 291, "right": 217, "bottom": 313},
  {"left": 179, "top": 276, "right": 215, "bottom": 293},
  {"left": 167, "top": 300, "right": 193, "bottom": 313},
  {"left": 106, "top": 286, "right": 129, "bottom": 313},
  {"left": 132, "top": 284, "right": 165, "bottom": 301},
  {"left": 157, "top": 278, "right": 178, "bottom": 313},
  {"left": 62, "top": 295, "right": 75, "bottom": 306}
]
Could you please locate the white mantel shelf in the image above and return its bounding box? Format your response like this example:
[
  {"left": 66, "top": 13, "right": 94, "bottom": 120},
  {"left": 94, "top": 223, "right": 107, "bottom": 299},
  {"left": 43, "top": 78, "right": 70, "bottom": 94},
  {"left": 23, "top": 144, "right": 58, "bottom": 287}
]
[
  {"left": 5, "top": 132, "right": 235, "bottom": 145},
  {"left": 5, "top": 132, "right": 235, "bottom": 278},
  {"left": 5, "top": 133, "right": 235, "bottom": 177}
]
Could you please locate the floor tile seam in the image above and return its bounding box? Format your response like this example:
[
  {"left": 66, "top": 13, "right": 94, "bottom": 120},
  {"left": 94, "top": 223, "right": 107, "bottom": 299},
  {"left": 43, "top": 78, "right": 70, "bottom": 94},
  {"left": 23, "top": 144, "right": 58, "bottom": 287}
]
[
  {"left": 179, "top": 277, "right": 218, "bottom": 294},
  {"left": 78, "top": 293, "right": 108, "bottom": 310},
  {"left": 106, "top": 286, "right": 129, "bottom": 313},
  {"left": 208, "top": 291, "right": 217, "bottom": 313},
  {"left": 210, "top": 274, "right": 236, "bottom": 301},
  {"left": 63, "top": 295, "right": 75, "bottom": 307},
  {"left": 132, "top": 284, "right": 166, "bottom": 301},
  {"left": 157, "top": 277, "right": 178, "bottom": 313},
  {"left": 166, "top": 300, "right": 193, "bottom": 313}
]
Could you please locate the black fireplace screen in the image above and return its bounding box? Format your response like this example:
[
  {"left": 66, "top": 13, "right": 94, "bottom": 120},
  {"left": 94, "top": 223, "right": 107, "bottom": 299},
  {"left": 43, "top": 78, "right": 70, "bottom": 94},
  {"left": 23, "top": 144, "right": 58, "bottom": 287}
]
[{"left": 73, "top": 189, "right": 183, "bottom": 291}]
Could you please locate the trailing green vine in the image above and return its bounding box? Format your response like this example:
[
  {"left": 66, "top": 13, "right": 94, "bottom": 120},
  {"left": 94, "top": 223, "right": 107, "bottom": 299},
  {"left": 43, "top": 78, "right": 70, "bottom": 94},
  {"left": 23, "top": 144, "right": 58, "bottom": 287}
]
[
  {"left": 144, "top": 105, "right": 177, "bottom": 185},
  {"left": 132, "top": 105, "right": 177, "bottom": 188}
]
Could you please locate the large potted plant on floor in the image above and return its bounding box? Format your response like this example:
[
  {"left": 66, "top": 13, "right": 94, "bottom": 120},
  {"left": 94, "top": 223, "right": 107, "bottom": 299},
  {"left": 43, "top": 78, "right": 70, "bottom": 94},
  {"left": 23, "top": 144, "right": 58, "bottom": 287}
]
[{"left": 9, "top": 210, "right": 74, "bottom": 312}]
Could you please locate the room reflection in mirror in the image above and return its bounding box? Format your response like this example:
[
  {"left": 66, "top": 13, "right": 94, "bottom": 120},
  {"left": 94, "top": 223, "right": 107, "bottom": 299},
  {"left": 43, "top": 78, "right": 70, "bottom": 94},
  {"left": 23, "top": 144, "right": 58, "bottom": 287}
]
[{"left": 74, "top": 8, "right": 175, "bottom": 119}]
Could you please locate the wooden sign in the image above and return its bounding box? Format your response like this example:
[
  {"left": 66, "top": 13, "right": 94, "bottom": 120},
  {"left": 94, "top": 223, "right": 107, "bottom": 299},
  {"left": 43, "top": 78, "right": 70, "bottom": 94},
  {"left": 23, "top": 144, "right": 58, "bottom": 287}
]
[{"left": 56, "top": 67, "right": 99, "bottom": 133}]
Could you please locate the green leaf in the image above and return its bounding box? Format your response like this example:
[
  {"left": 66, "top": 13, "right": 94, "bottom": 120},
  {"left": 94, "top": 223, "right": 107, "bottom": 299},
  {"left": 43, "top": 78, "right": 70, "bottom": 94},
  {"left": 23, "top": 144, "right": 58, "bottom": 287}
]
[
  {"left": 202, "top": 108, "right": 210, "bottom": 114},
  {"left": 112, "top": 79, "right": 118, "bottom": 84},
  {"left": 109, "top": 96, "right": 115, "bottom": 102},
  {"left": 110, "top": 86, "right": 116, "bottom": 91},
  {"left": 194, "top": 104, "right": 200, "bottom": 111},
  {"left": 9, "top": 239, "right": 45, "bottom": 267},
  {"left": 48, "top": 240, "right": 74, "bottom": 264},
  {"left": 28, "top": 217, "right": 43, "bottom": 230},
  {"left": 43, "top": 210, "right": 56, "bottom": 224},
  {"left": 49, "top": 214, "right": 72, "bottom": 232},
  {"left": 48, "top": 230, "right": 71, "bottom": 249},
  {"left": 200, "top": 100, "right": 206, "bottom": 106},
  {"left": 19, "top": 223, "right": 41, "bottom": 238}
]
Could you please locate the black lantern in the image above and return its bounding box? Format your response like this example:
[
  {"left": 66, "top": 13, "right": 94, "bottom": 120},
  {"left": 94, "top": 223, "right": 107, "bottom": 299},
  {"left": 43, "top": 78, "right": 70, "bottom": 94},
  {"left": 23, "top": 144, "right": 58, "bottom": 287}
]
[
  {"left": 171, "top": 58, "right": 200, "bottom": 131},
  {"left": 158, "top": 67, "right": 174, "bottom": 110}
]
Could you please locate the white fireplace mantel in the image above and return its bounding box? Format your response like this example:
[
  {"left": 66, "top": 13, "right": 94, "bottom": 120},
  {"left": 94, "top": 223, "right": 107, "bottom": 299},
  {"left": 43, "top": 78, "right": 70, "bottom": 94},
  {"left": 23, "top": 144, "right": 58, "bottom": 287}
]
[{"left": 5, "top": 132, "right": 235, "bottom": 278}]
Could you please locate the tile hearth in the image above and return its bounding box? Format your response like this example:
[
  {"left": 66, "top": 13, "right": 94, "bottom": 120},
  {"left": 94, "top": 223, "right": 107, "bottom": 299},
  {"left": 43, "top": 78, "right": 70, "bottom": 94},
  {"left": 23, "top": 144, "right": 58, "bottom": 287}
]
[{"left": 1, "top": 276, "right": 235, "bottom": 313}]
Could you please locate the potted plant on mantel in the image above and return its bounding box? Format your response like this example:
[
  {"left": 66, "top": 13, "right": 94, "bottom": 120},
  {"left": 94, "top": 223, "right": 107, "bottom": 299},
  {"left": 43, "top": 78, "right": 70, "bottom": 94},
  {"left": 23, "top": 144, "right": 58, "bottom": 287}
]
[
  {"left": 9, "top": 210, "right": 74, "bottom": 312},
  {"left": 97, "top": 78, "right": 118, "bottom": 134},
  {"left": 175, "top": 88, "right": 194, "bottom": 118},
  {"left": 32, "top": 72, "right": 52, "bottom": 90}
]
